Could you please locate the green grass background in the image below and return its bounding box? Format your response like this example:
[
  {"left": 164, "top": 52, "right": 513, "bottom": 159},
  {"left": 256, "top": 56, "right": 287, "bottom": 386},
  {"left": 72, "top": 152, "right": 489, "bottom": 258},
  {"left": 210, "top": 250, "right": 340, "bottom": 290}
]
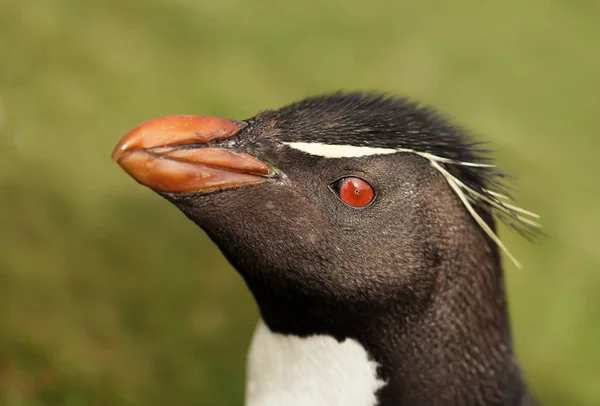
[{"left": 1, "top": 0, "right": 599, "bottom": 404}]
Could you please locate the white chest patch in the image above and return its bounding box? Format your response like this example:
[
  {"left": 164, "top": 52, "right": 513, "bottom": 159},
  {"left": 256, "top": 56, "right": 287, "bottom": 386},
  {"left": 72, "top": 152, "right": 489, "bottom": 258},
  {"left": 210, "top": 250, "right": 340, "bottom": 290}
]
[{"left": 245, "top": 320, "right": 386, "bottom": 406}]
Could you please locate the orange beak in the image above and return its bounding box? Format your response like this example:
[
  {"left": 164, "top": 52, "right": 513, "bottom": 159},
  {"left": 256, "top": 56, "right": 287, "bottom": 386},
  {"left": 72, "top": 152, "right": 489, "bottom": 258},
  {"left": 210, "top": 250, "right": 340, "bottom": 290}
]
[{"left": 112, "top": 115, "right": 274, "bottom": 193}]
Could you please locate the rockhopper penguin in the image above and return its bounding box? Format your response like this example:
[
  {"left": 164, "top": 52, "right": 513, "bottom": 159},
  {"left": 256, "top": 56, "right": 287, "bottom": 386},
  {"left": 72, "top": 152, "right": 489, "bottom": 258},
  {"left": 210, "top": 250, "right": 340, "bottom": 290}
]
[{"left": 112, "top": 93, "right": 540, "bottom": 406}]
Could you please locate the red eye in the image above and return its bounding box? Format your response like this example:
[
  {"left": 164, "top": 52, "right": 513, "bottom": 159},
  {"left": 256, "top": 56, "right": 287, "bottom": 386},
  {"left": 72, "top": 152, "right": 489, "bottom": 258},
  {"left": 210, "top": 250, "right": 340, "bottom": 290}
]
[{"left": 336, "top": 177, "right": 375, "bottom": 207}]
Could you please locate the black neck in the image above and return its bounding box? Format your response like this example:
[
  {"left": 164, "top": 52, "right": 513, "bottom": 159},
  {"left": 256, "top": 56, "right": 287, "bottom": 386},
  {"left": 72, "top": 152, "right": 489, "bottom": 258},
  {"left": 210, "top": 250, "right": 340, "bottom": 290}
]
[
  {"left": 246, "top": 251, "right": 535, "bottom": 406},
  {"left": 167, "top": 189, "right": 536, "bottom": 405}
]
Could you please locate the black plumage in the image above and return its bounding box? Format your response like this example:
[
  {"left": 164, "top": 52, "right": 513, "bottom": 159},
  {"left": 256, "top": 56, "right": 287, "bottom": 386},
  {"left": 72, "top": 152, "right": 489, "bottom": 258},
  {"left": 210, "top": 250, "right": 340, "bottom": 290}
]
[
  {"left": 114, "top": 92, "right": 539, "bottom": 406},
  {"left": 244, "top": 93, "right": 537, "bottom": 238}
]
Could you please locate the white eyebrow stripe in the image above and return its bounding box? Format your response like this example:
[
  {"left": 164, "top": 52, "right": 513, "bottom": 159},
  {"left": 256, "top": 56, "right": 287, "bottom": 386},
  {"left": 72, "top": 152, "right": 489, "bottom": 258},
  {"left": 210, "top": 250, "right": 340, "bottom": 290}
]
[
  {"left": 282, "top": 142, "right": 399, "bottom": 158},
  {"left": 282, "top": 140, "right": 539, "bottom": 269}
]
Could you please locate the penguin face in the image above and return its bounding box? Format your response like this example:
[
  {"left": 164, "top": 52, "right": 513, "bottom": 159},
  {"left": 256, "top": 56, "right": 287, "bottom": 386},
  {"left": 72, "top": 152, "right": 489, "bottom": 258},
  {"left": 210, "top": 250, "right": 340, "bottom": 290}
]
[
  {"left": 168, "top": 149, "right": 455, "bottom": 305},
  {"left": 112, "top": 93, "right": 489, "bottom": 306}
]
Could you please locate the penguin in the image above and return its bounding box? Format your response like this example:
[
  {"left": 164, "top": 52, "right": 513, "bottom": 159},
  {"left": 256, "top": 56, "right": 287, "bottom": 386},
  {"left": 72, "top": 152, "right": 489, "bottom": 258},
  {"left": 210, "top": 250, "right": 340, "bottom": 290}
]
[{"left": 112, "top": 92, "right": 540, "bottom": 406}]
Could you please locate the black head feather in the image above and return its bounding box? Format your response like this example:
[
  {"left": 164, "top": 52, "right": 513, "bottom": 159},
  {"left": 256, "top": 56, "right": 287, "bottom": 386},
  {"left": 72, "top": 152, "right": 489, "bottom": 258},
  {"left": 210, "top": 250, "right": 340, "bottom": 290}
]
[{"left": 253, "top": 92, "right": 540, "bottom": 244}]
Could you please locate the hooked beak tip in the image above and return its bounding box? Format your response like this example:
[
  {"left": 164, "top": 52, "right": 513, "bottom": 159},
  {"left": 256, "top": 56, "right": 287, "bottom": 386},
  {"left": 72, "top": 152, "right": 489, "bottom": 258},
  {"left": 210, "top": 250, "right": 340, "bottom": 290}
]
[{"left": 111, "top": 143, "right": 128, "bottom": 162}]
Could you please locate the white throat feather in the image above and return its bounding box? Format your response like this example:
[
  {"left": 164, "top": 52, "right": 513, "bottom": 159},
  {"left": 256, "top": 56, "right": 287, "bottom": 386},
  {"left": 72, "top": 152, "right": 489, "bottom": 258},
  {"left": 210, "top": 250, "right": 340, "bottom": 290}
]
[{"left": 245, "top": 320, "right": 386, "bottom": 406}]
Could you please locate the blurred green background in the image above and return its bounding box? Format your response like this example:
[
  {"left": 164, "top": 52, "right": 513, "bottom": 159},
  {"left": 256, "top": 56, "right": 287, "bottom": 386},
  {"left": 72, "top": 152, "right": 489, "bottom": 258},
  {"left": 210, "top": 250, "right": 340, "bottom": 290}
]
[{"left": 1, "top": 0, "right": 599, "bottom": 405}]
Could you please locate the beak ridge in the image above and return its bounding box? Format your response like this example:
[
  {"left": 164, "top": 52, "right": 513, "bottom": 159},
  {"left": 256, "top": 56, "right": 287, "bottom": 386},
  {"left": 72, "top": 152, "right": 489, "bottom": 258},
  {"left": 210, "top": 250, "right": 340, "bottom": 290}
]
[
  {"left": 112, "top": 115, "right": 273, "bottom": 194},
  {"left": 112, "top": 115, "right": 246, "bottom": 161}
]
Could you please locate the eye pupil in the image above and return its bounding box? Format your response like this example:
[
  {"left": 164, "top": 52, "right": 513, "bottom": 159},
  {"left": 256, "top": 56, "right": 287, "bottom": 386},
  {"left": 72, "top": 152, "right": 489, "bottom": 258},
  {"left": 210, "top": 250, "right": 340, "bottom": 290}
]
[{"left": 336, "top": 177, "right": 375, "bottom": 207}]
